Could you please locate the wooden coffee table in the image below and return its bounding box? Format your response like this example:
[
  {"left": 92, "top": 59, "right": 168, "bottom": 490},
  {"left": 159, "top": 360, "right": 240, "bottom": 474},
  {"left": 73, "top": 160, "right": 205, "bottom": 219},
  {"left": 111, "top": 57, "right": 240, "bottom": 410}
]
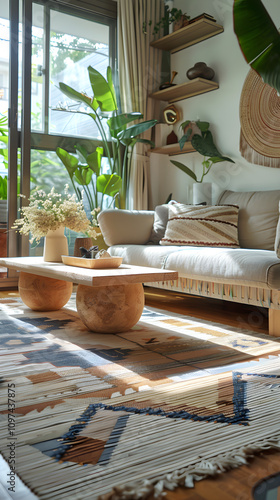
[{"left": 0, "top": 257, "right": 178, "bottom": 333}]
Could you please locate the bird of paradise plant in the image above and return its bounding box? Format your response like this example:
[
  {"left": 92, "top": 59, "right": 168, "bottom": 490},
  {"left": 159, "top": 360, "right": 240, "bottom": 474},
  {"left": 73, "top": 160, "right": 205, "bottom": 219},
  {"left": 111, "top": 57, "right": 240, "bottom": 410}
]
[{"left": 56, "top": 66, "right": 157, "bottom": 209}]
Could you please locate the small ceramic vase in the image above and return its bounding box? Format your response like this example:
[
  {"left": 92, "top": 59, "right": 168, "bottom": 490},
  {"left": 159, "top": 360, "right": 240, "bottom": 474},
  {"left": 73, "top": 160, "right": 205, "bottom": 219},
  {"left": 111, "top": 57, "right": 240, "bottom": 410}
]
[
  {"left": 187, "top": 62, "right": 215, "bottom": 81},
  {"left": 43, "top": 226, "right": 68, "bottom": 262}
]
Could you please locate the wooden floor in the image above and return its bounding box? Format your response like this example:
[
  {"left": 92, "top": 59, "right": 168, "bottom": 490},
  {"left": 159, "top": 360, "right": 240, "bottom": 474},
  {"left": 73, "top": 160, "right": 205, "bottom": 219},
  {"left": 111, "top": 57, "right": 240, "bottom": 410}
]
[
  {"left": 144, "top": 287, "right": 280, "bottom": 500},
  {"left": 1, "top": 287, "right": 279, "bottom": 499}
]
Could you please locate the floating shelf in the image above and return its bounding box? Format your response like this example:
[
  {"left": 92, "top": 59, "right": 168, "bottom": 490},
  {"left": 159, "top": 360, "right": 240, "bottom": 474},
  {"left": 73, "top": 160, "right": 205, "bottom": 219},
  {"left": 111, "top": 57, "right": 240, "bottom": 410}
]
[
  {"left": 150, "top": 78, "right": 219, "bottom": 104},
  {"left": 149, "top": 142, "right": 195, "bottom": 156},
  {"left": 150, "top": 18, "right": 224, "bottom": 54}
]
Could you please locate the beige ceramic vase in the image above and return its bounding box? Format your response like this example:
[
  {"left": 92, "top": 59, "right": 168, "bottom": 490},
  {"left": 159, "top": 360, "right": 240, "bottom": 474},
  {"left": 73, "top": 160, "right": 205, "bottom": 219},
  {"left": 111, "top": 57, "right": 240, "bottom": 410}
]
[{"left": 43, "top": 226, "right": 68, "bottom": 262}]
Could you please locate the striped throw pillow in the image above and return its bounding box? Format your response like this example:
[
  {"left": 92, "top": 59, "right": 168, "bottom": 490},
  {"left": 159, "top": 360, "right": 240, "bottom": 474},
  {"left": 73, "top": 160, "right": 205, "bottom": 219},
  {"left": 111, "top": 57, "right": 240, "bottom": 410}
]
[{"left": 160, "top": 203, "right": 240, "bottom": 247}]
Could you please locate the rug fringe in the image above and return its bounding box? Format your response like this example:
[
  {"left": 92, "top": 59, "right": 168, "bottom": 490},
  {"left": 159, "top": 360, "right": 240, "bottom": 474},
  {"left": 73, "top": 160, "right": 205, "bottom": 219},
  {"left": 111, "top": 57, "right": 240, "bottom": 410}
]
[{"left": 98, "top": 434, "right": 280, "bottom": 500}]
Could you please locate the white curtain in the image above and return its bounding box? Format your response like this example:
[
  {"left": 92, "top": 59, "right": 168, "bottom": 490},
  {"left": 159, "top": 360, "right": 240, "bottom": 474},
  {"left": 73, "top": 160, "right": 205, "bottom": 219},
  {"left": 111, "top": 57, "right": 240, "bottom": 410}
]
[{"left": 118, "top": 0, "right": 164, "bottom": 209}]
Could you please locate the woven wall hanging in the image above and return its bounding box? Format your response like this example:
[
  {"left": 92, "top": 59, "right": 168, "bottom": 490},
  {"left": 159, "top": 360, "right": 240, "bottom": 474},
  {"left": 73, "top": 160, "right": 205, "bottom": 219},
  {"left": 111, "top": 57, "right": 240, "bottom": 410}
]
[{"left": 239, "top": 68, "right": 280, "bottom": 167}]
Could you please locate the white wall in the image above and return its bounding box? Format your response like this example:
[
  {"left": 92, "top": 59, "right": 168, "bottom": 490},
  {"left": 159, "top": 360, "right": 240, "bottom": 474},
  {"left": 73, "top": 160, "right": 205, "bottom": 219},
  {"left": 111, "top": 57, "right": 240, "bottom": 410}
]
[{"left": 148, "top": 0, "right": 280, "bottom": 208}]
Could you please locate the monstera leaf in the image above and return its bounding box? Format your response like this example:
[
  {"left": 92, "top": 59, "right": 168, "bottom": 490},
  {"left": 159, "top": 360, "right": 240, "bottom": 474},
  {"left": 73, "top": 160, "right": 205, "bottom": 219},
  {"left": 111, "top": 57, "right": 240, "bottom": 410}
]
[{"left": 233, "top": 0, "right": 280, "bottom": 93}]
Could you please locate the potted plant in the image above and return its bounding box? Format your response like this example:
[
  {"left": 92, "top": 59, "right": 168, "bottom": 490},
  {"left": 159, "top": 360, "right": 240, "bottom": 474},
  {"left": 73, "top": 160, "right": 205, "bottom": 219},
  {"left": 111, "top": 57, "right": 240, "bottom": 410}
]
[
  {"left": 56, "top": 66, "right": 157, "bottom": 210},
  {"left": 170, "top": 120, "right": 235, "bottom": 204},
  {"left": 143, "top": 7, "right": 190, "bottom": 36}
]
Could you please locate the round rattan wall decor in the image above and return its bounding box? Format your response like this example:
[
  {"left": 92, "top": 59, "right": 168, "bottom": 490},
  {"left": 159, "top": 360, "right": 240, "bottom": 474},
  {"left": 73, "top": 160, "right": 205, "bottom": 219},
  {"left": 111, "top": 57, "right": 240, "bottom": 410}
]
[{"left": 240, "top": 69, "right": 280, "bottom": 161}]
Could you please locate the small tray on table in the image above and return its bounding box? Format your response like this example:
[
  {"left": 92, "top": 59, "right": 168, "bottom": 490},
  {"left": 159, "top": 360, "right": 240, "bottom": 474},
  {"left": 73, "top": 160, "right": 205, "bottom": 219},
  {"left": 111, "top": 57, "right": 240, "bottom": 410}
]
[{"left": 61, "top": 255, "right": 123, "bottom": 269}]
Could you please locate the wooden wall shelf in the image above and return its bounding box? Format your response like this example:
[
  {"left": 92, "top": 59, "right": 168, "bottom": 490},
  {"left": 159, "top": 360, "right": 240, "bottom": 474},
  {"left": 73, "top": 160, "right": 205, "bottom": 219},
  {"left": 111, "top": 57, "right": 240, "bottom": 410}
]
[
  {"left": 150, "top": 18, "right": 224, "bottom": 54},
  {"left": 150, "top": 78, "right": 219, "bottom": 104},
  {"left": 149, "top": 142, "right": 195, "bottom": 156}
]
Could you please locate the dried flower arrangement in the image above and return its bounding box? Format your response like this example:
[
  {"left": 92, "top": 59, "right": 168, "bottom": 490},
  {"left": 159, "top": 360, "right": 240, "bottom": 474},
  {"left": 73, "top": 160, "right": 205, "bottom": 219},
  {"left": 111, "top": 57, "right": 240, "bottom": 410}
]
[{"left": 12, "top": 185, "right": 98, "bottom": 244}]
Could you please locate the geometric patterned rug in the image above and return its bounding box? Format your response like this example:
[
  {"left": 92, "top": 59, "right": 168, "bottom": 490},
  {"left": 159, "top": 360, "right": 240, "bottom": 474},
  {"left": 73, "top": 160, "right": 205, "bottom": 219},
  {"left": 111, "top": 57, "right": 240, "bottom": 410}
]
[{"left": 0, "top": 295, "right": 280, "bottom": 499}]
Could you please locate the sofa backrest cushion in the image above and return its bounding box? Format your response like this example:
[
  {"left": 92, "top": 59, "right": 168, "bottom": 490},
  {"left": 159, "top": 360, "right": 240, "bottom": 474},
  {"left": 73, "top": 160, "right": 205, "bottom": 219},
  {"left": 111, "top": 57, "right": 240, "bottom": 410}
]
[
  {"left": 97, "top": 209, "right": 154, "bottom": 246},
  {"left": 148, "top": 200, "right": 178, "bottom": 244},
  {"left": 160, "top": 203, "right": 240, "bottom": 247},
  {"left": 217, "top": 190, "right": 280, "bottom": 250}
]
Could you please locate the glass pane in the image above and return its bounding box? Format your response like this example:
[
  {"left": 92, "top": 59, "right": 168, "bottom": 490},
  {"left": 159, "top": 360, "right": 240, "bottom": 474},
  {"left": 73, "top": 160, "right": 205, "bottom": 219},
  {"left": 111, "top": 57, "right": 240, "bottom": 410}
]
[
  {"left": 31, "top": 3, "right": 44, "bottom": 132},
  {"left": 49, "top": 10, "right": 109, "bottom": 138},
  {"left": 0, "top": 2, "right": 9, "bottom": 276}
]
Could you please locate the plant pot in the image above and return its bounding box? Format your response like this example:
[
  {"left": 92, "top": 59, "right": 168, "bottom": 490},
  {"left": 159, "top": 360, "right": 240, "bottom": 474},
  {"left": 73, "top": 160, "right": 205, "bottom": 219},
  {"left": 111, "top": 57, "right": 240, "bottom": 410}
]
[
  {"left": 73, "top": 237, "right": 94, "bottom": 257},
  {"left": 73, "top": 229, "right": 108, "bottom": 258},
  {"left": 43, "top": 226, "right": 68, "bottom": 262},
  {"left": 193, "top": 182, "right": 212, "bottom": 205},
  {"left": 173, "top": 15, "right": 189, "bottom": 31}
]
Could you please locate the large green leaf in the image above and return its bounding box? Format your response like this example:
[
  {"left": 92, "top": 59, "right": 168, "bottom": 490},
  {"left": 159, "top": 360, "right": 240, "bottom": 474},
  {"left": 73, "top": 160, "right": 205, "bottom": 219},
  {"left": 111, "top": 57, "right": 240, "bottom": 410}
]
[
  {"left": 86, "top": 147, "right": 103, "bottom": 176},
  {"left": 88, "top": 66, "right": 117, "bottom": 112},
  {"left": 118, "top": 119, "right": 157, "bottom": 141},
  {"left": 106, "top": 67, "right": 118, "bottom": 110},
  {"left": 56, "top": 148, "right": 79, "bottom": 178},
  {"left": 233, "top": 0, "right": 280, "bottom": 93},
  {"left": 108, "top": 112, "right": 143, "bottom": 131},
  {"left": 179, "top": 129, "right": 192, "bottom": 150},
  {"left": 74, "top": 166, "right": 93, "bottom": 186},
  {"left": 96, "top": 173, "right": 122, "bottom": 196},
  {"left": 191, "top": 131, "right": 223, "bottom": 159},
  {"left": 170, "top": 160, "right": 198, "bottom": 182},
  {"left": 58, "top": 83, "right": 92, "bottom": 107}
]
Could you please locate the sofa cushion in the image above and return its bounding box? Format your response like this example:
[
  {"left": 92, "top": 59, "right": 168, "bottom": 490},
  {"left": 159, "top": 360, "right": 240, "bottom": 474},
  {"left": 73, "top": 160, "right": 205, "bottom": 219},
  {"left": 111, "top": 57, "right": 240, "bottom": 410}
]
[
  {"left": 217, "top": 189, "right": 280, "bottom": 250},
  {"left": 148, "top": 201, "right": 177, "bottom": 244},
  {"left": 109, "top": 244, "right": 280, "bottom": 289},
  {"left": 98, "top": 209, "right": 154, "bottom": 246},
  {"left": 160, "top": 203, "right": 239, "bottom": 248}
]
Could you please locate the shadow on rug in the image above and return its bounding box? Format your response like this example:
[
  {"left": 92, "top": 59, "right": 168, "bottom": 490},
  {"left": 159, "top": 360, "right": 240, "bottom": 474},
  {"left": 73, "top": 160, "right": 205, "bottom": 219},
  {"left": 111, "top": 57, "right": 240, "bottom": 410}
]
[{"left": 0, "top": 295, "right": 280, "bottom": 499}]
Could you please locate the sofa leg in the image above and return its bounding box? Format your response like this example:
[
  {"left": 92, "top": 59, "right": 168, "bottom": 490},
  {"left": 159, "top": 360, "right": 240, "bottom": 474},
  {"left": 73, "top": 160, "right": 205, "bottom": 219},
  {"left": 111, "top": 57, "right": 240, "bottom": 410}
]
[{"left": 268, "top": 309, "right": 280, "bottom": 337}]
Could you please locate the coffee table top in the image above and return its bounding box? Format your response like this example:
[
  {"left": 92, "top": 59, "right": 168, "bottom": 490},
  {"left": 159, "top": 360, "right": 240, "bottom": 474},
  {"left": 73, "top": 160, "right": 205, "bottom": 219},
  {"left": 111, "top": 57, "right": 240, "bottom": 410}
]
[{"left": 0, "top": 256, "right": 178, "bottom": 287}]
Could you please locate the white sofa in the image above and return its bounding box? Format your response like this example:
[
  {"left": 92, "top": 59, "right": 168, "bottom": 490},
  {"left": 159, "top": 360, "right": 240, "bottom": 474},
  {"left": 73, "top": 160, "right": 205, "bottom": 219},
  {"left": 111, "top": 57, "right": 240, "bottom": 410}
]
[{"left": 98, "top": 190, "right": 280, "bottom": 336}]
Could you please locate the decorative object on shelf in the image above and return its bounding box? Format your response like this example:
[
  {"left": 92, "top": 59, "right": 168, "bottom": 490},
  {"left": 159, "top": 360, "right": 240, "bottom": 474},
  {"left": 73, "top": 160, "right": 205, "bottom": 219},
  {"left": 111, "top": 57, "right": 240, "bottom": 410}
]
[
  {"left": 56, "top": 66, "right": 157, "bottom": 209},
  {"left": 239, "top": 69, "right": 280, "bottom": 167},
  {"left": 143, "top": 7, "right": 190, "bottom": 36},
  {"left": 166, "top": 130, "right": 178, "bottom": 145},
  {"left": 163, "top": 104, "right": 180, "bottom": 125},
  {"left": 189, "top": 13, "right": 216, "bottom": 24},
  {"left": 187, "top": 62, "right": 215, "bottom": 81},
  {"left": 159, "top": 71, "right": 178, "bottom": 90},
  {"left": 170, "top": 120, "right": 234, "bottom": 203},
  {"left": 12, "top": 186, "right": 98, "bottom": 262},
  {"left": 43, "top": 226, "right": 69, "bottom": 263}
]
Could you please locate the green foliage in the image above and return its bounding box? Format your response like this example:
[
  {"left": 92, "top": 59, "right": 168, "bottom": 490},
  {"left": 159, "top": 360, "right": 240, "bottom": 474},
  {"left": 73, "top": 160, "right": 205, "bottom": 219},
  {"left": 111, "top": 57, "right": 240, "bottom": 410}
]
[
  {"left": 0, "top": 115, "right": 8, "bottom": 200},
  {"left": 143, "top": 7, "right": 189, "bottom": 36},
  {"left": 233, "top": 0, "right": 280, "bottom": 94},
  {"left": 0, "top": 175, "right": 7, "bottom": 200},
  {"left": 171, "top": 121, "right": 234, "bottom": 183},
  {"left": 56, "top": 146, "right": 122, "bottom": 213},
  {"left": 57, "top": 66, "right": 157, "bottom": 208}
]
